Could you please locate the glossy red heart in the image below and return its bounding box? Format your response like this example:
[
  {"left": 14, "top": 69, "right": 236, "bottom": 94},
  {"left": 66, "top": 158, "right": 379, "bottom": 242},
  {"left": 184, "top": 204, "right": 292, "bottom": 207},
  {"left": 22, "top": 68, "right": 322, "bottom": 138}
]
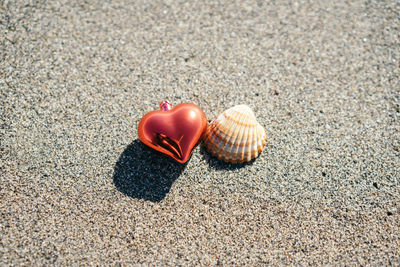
[{"left": 138, "top": 102, "right": 207, "bottom": 163}]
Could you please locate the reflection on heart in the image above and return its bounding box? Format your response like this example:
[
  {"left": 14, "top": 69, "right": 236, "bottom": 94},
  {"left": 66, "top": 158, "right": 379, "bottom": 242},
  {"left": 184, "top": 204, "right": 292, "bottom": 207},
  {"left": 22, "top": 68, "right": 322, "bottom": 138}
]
[{"left": 155, "top": 133, "right": 184, "bottom": 160}]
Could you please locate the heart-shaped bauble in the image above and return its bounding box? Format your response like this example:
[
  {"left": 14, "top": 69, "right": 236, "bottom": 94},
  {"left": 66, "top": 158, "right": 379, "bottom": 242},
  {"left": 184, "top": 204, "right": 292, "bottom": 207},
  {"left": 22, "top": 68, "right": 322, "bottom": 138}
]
[{"left": 138, "top": 102, "right": 207, "bottom": 163}]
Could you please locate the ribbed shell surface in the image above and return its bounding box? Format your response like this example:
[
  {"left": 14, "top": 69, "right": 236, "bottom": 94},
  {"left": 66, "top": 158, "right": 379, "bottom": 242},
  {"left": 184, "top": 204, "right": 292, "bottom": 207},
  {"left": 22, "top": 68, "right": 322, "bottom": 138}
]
[{"left": 203, "top": 105, "right": 267, "bottom": 163}]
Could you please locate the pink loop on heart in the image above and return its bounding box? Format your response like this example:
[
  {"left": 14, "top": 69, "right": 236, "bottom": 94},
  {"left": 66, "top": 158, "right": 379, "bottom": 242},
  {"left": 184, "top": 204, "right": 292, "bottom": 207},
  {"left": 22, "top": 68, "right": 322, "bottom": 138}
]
[{"left": 159, "top": 100, "right": 173, "bottom": 111}]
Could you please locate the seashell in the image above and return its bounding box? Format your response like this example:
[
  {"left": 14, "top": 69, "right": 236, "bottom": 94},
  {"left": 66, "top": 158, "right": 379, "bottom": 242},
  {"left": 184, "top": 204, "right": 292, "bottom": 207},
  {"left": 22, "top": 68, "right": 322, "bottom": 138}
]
[{"left": 203, "top": 105, "right": 267, "bottom": 164}]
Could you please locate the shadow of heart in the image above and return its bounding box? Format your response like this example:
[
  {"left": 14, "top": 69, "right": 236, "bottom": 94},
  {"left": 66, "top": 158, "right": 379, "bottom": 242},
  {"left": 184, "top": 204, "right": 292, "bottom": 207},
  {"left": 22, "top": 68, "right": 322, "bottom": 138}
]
[{"left": 113, "top": 139, "right": 187, "bottom": 202}]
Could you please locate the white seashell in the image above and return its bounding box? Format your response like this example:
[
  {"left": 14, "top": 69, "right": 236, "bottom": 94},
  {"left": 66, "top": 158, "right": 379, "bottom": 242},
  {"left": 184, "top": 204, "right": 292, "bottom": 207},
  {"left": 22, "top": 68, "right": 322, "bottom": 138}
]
[{"left": 203, "top": 105, "right": 267, "bottom": 163}]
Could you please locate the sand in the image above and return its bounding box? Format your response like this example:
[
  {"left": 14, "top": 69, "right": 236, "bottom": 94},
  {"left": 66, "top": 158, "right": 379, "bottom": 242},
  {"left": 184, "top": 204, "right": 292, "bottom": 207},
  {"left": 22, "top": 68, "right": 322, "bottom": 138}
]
[{"left": 1, "top": 0, "right": 399, "bottom": 265}]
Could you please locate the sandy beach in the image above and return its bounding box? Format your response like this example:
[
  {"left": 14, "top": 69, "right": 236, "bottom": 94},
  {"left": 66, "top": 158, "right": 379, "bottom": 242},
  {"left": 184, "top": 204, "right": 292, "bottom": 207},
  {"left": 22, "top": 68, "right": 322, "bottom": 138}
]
[{"left": 1, "top": 0, "right": 399, "bottom": 265}]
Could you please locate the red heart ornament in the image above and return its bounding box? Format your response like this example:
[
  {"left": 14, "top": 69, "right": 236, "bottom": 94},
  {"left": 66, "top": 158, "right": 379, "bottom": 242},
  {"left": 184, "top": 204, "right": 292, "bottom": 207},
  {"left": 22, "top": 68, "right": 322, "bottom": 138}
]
[{"left": 138, "top": 101, "right": 207, "bottom": 163}]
